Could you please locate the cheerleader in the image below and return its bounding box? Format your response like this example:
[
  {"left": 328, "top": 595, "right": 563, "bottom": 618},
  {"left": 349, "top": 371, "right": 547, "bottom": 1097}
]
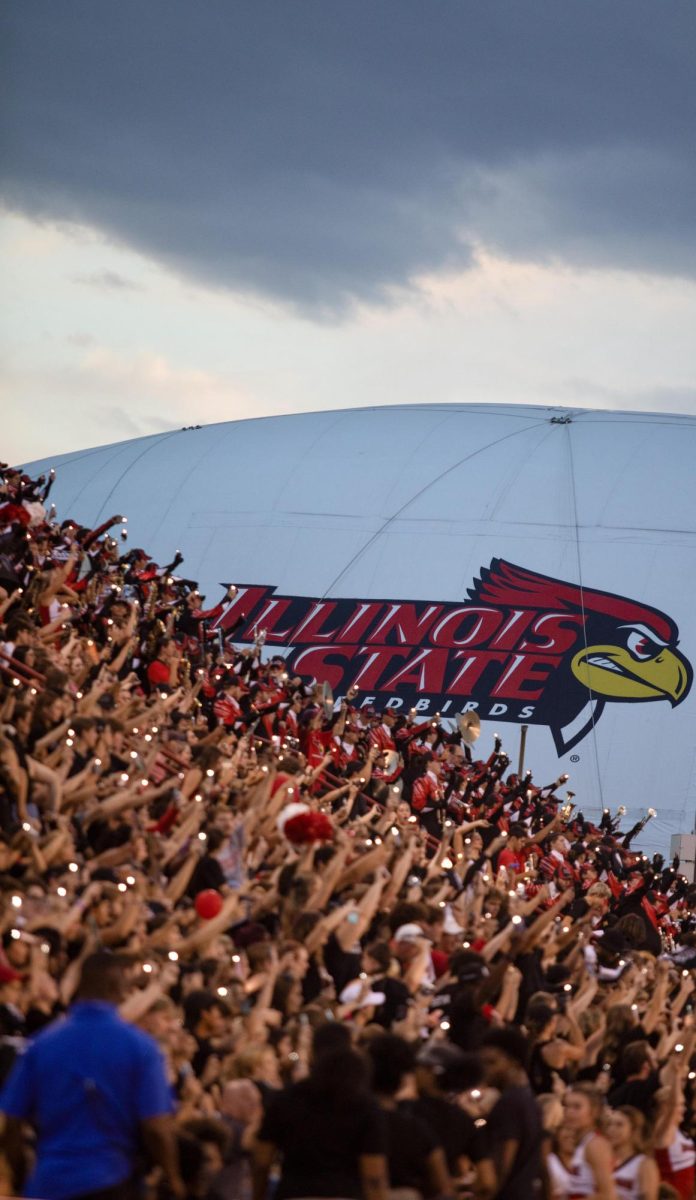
[
  {"left": 540, "top": 1093, "right": 574, "bottom": 1200},
  {"left": 563, "top": 1083, "right": 617, "bottom": 1200},
  {"left": 654, "top": 1079, "right": 695, "bottom": 1200},
  {"left": 606, "top": 1106, "right": 659, "bottom": 1200}
]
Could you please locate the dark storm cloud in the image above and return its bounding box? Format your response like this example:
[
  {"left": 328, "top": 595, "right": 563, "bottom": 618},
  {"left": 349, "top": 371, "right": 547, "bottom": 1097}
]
[{"left": 1, "top": 1, "right": 694, "bottom": 313}]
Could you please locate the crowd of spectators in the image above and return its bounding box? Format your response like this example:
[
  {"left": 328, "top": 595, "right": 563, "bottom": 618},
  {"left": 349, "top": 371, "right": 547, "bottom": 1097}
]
[{"left": 0, "top": 459, "right": 695, "bottom": 1200}]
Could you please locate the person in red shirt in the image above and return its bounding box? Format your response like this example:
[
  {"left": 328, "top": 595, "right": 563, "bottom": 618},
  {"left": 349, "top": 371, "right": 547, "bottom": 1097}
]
[
  {"left": 213, "top": 682, "right": 243, "bottom": 728},
  {"left": 146, "top": 637, "right": 181, "bottom": 693},
  {"left": 301, "top": 706, "right": 333, "bottom": 770},
  {"left": 277, "top": 693, "right": 303, "bottom": 741},
  {"left": 496, "top": 822, "right": 529, "bottom": 875},
  {"left": 331, "top": 723, "right": 361, "bottom": 772}
]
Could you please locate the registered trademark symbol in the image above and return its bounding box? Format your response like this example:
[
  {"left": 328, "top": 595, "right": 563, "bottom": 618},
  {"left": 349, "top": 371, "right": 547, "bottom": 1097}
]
[{"left": 570, "top": 754, "right": 580, "bottom": 762}]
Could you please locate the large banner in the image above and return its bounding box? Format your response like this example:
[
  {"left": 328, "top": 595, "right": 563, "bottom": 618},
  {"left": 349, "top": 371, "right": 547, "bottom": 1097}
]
[{"left": 218, "top": 557, "right": 692, "bottom": 759}]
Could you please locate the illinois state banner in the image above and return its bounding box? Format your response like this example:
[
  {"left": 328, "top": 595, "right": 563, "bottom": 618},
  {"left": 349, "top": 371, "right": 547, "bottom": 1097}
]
[{"left": 216, "top": 558, "right": 691, "bottom": 757}]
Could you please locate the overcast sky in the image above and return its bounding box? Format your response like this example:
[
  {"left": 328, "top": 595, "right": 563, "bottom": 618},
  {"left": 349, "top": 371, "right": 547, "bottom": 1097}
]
[{"left": 2, "top": 0, "right": 695, "bottom": 464}]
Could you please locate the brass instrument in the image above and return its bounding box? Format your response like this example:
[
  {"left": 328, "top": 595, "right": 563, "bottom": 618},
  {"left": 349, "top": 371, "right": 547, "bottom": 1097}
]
[
  {"left": 145, "top": 580, "right": 159, "bottom": 622},
  {"left": 457, "top": 711, "right": 481, "bottom": 745}
]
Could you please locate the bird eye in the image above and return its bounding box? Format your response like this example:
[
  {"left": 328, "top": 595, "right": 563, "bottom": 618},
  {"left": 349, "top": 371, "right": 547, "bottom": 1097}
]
[{"left": 626, "top": 630, "right": 659, "bottom": 661}]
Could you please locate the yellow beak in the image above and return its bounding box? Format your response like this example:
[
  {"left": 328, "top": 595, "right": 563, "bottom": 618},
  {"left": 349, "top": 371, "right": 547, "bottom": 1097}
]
[{"left": 571, "top": 644, "right": 690, "bottom": 703}]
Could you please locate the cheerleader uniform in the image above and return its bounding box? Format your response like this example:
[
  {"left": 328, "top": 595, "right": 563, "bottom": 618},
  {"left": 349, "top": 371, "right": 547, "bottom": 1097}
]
[
  {"left": 568, "top": 1132, "right": 604, "bottom": 1199},
  {"left": 613, "top": 1152, "right": 647, "bottom": 1200},
  {"left": 655, "top": 1130, "right": 695, "bottom": 1200},
  {"left": 547, "top": 1151, "right": 573, "bottom": 1199}
]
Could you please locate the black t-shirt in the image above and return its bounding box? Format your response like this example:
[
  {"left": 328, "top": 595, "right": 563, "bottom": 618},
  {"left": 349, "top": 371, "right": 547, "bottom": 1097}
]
[
  {"left": 259, "top": 1079, "right": 386, "bottom": 1200},
  {"left": 447, "top": 991, "right": 490, "bottom": 1053},
  {"left": 515, "top": 949, "right": 546, "bottom": 1009},
  {"left": 301, "top": 955, "right": 324, "bottom": 1004},
  {"left": 602, "top": 1024, "right": 649, "bottom": 1086},
  {"left": 529, "top": 1040, "right": 571, "bottom": 1096},
  {"left": 0, "top": 1002, "right": 24, "bottom": 1037},
  {"left": 569, "top": 896, "right": 591, "bottom": 921},
  {"left": 484, "top": 1085, "right": 543, "bottom": 1200},
  {"left": 24, "top": 1004, "right": 62, "bottom": 1036},
  {"left": 105, "top": 752, "right": 130, "bottom": 774},
  {"left": 372, "top": 977, "right": 410, "bottom": 1029},
  {"left": 86, "top": 819, "right": 131, "bottom": 854},
  {"left": 407, "top": 1094, "right": 481, "bottom": 1175},
  {"left": 616, "top": 898, "right": 662, "bottom": 956},
  {"left": 191, "top": 1035, "right": 216, "bottom": 1076},
  {"left": 187, "top": 855, "right": 226, "bottom": 898},
  {"left": 67, "top": 748, "right": 91, "bottom": 778},
  {"left": 254, "top": 1078, "right": 281, "bottom": 1114},
  {"left": 385, "top": 1105, "right": 438, "bottom": 1192},
  {"left": 608, "top": 1071, "right": 660, "bottom": 1116},
  {"left": 323, "top": 931, "right": 361, "bottom": 994}
]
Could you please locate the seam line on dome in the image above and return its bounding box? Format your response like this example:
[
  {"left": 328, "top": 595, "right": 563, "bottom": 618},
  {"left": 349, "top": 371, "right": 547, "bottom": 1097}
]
[
  {"left": 566, "top": 422, "right": 605, "bottom": 810},
  {"left": 319, "top": 419, "right": 550, "bottom": 599},
  {"left": 90, "top": 429, "right": 184, "bottom": 525}
]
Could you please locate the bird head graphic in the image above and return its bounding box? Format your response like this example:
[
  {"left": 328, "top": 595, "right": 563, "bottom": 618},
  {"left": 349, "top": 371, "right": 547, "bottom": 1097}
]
[{"left": 469, "top": 559, "right": 692, "bottom": 753}]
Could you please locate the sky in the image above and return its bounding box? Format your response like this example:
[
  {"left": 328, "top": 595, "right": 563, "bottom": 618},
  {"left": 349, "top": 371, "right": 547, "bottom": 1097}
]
[{"left": 2, "top": 0, "right": 695, "bottom": 465}]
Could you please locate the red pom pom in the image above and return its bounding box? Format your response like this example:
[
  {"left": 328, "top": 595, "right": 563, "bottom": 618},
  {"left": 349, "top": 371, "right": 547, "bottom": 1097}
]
[
  {"left": 284, "top": 810, "right": 334, "bottom": 845},
  {"left": 195, "top": 889, "right": 223, "bottom": 919}
]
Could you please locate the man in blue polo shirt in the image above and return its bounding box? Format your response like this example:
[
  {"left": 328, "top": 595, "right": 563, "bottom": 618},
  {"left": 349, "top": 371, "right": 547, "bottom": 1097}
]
[{"left": 0, "top": 951, "right": 184, "bottom": 1200}]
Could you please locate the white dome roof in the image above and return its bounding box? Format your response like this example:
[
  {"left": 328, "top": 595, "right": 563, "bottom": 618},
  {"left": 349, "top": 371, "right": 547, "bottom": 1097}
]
[{"left": 25, "top": 402, "right": 696, "bottom": 851}]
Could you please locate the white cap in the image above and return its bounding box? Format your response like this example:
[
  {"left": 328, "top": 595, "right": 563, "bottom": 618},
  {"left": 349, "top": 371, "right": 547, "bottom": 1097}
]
[
  {"left": 339, "top": 980, "right": 386, "bottom": 1008},
  {"left": 394, "top": 922, "right": 425, "bottom": 942}
]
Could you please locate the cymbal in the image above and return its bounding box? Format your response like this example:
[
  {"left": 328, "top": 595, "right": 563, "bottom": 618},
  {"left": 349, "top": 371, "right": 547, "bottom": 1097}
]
[
  {"left": 322, "top": 680, "right": 335, "bottom": 720},
  {"left": 457, "top": 711, "right": 481, "bottom": 744}
]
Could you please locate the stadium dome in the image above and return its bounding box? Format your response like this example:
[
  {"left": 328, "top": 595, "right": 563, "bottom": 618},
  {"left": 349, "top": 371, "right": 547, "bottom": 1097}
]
[{"left": 25, "top": 403, "right": 696, "bottom": 854}]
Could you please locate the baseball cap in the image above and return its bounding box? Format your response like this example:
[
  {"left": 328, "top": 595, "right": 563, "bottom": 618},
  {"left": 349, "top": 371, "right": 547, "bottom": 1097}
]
[
  {"left": 451, "top": 950, "right": 489, "bottom": 983},
  {"left": 393, "top": 923, "right": 425, "bottom": 943},
  {"left": 339, "top": 980, "right": 386, "bottom": 1009}
]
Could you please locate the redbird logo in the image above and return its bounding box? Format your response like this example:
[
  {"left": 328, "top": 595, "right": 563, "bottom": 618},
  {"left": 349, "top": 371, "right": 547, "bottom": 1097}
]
[{"left": 216, "top": 559, "right": 691, "bottom": 755}]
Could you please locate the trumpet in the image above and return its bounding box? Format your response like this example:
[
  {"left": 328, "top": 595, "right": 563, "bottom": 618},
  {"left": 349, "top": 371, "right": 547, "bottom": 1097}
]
[{"left": 634, "top": 807, "right": 658, "bottom": 835}]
